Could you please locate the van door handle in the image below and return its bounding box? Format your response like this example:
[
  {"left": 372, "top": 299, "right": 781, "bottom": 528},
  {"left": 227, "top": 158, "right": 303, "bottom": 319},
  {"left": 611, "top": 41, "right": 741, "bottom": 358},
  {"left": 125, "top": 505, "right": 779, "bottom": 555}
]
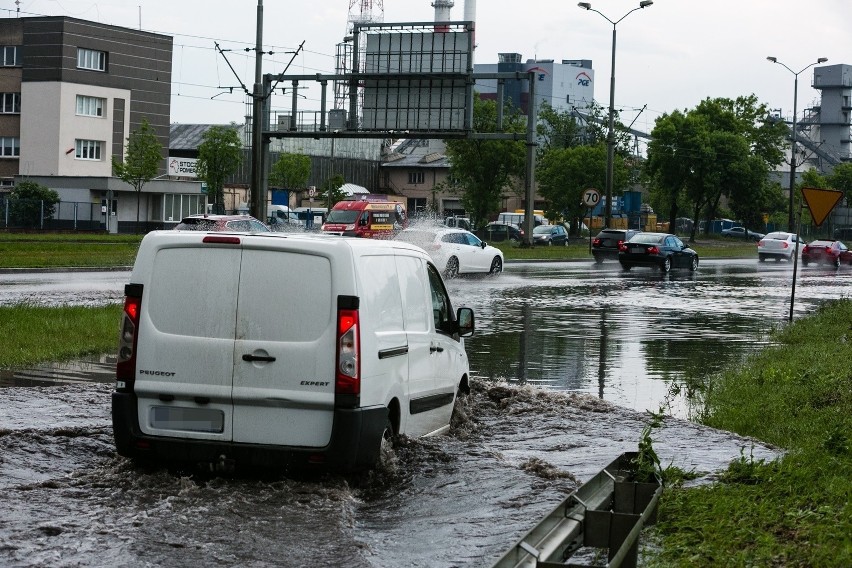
[
  {"left": 430, "top": 344, "right": 444, "bottom": 353},
  {"left": 242, "top": 354, "right": 276, "bottom": 362}
]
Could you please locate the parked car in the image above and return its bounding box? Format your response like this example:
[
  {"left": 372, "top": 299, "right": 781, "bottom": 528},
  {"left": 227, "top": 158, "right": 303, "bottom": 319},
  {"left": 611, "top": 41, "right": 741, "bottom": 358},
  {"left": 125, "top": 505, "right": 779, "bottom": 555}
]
[
  {"left": 834, "top": 227, "right": 852, "bottom": 240},
  {"left": 173, "top": 214, "right": 270, "bottom": 232},
  {"left": 532, "top": 224, "right": 568, "bottom": 246},
  {"left": 721, "top": 226, "right": 764, "bottom": 241},
  {"left": 757, "top": 232, "right": 804, "bottom": 262},
  {"left": 396, "top": 227, "right": 504, "bottom": 277},
  {"left": 113, "top": 231, "right": 475, "bottom": 473},
  {"left": 478, "top": 222, "right": 523, "bottom": 243},
  {"left": 801, "top": 239, "right": 852, "bottom": 268},
  {"left": 592, "top": 229, "right": 641, "bottom": 263},
  {"left": 618, "top": 232, "right": 699, "bottom": 273}
]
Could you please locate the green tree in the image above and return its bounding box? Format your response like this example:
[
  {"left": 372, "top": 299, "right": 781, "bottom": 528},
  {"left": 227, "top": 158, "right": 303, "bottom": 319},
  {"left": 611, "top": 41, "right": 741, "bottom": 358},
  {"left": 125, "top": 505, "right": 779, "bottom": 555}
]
[
  {"left": 444, "top": 95, "right": 526, "bottom": 227},
  {"left": 537, "top": 145, "right": 627, "bottom": 235},
  {"left": 112, "top": 119, "right": 163, "bottom": 233},
  {"left": 828, "top": 163, "right": 852, "bottom": 194},
  {"left": 319, "top": 174, "right": 347, "bottom": 207},
  {"left": 270, "top": 152, "right": 311, "bottom": 192},
  {"left": 9, "top": 180, "right": 60, "bottom": 228},
  {"left": 644, "top": 96, "right": 787, "bottom": 241},
  {"left": 196, "top": 125, "right": 243, "bottom": 214}
]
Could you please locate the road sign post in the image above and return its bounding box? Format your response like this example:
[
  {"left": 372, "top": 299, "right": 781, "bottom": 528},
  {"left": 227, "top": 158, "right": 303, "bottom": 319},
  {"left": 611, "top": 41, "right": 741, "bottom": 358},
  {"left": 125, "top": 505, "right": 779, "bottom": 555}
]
[{"left": 583, "top": 189, "right": 601, "bottom": 254}]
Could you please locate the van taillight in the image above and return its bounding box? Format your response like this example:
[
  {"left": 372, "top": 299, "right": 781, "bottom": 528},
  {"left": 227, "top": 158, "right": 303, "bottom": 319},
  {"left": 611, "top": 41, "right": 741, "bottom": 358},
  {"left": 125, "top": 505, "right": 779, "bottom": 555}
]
[
  {"left": 116, "top": 286, "right": 142, "bottom": 386},
  {"left": 335, "top": 308, "right": 360, "bottom": 395}
]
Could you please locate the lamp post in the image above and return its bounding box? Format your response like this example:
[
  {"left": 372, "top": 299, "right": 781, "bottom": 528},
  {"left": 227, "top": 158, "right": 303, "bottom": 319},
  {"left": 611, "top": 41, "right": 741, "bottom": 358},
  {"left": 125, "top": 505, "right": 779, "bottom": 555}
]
[
  {"left": 578, "top": 1, "right": 653, "bottom": 229},
  {"left": 766, "top": 56, "right": 828, "bottom": 232}
]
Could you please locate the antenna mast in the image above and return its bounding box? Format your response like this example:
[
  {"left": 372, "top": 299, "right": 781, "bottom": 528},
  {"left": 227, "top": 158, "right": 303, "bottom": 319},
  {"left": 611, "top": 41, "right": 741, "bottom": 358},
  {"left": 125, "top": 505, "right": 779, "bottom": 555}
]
[{"left": 334, "top": 0, "right": 384, "bottom": 111}]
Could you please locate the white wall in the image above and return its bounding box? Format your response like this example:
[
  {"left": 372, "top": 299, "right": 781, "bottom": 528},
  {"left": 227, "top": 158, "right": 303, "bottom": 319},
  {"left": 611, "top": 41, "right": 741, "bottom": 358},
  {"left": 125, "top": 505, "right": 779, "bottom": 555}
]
[{"left": 20, "top": 82, "right": 130, "bottom": 176}]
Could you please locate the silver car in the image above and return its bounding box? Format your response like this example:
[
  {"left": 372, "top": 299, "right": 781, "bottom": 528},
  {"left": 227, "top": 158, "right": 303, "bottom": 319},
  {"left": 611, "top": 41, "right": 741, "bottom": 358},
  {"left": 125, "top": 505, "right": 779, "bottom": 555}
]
[{"left": 757, "top": 231, "right": 805, "bottom": 262}]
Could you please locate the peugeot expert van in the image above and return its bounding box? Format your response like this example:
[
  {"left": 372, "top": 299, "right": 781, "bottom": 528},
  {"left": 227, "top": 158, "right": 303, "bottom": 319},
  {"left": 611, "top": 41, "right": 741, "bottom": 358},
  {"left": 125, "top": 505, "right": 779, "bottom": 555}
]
[{"left": 112, "top": 231, "right": 474, "bottom": 472}]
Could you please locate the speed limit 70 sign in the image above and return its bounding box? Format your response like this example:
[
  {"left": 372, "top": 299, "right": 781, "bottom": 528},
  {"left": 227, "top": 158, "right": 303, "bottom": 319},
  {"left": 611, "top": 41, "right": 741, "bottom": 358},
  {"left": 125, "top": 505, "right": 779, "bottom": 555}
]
[{"left": 583, "top": 188, "right": 600, "bottom": 208}]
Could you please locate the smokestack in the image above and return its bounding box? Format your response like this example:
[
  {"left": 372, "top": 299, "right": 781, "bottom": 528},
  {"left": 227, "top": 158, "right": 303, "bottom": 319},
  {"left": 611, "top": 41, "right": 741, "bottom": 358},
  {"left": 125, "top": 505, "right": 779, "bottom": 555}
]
[
  {"left": 464, "top": 0, "right": 476, "bottom": 25},
  {"left": 432, "top": 0, "right": 453, "bottom": 33}
]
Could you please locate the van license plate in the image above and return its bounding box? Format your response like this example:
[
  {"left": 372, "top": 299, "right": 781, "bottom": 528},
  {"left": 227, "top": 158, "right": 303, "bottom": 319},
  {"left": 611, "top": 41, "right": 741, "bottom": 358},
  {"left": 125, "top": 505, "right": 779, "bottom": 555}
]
[{"left": 150, "top": 406, "right": 224, "bottom": 433}]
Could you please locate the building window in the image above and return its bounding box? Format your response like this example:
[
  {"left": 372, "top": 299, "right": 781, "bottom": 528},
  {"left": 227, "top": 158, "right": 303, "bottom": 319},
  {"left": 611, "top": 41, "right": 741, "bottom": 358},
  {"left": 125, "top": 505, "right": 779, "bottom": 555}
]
[
  {"left": 408, "top": 171, "right": 425, "bottom": 184},
  {"left": 75, "top": 139, "right": 103, "bottom": 160},
  {"left": 77, "top": 48, "right": 106, "bottom": 72},
  {"left": 1, "top": 46, "right": 21, "bottom": 67},
  {"left": 163, "top": 193, "right": 206, "bottom": 222},
  {"left": 0, "top": 93, "right": 20, "bottom": 114},
  {"left": 76, "top": 95, "right": 105, "bottom": 117},
  {"left": 0, "top": 137, "right": 20, "bottom": 157}
]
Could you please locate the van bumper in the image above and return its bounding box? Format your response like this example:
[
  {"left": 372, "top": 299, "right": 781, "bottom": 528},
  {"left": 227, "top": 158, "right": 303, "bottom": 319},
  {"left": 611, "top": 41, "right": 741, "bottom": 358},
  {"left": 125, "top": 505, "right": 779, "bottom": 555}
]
[{"left": 111, "top": 392, "right": 388, "bottom": 472}]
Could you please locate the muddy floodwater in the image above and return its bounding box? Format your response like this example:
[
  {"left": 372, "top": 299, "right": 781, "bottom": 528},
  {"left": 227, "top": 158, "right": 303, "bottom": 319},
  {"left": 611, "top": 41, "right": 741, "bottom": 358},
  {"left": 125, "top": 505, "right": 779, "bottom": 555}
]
[
  {"left": 0, "top": 381, "right": 777, "bottom": 567},
  {"left": 2, "top": 259, "right": 849, "bottom": 566}
]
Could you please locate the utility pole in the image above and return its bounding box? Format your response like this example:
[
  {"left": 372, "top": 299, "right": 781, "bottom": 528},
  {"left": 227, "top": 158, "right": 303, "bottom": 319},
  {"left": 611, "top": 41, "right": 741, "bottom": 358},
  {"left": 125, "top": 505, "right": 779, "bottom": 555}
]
[{"left": 250, "top": 0, "right": 266, "bottom": 221}]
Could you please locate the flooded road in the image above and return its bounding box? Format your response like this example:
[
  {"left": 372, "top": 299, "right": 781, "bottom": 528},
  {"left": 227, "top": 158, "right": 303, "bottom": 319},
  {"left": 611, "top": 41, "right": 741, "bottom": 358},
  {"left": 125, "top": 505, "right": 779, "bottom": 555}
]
[
  {"left": 449, "top": 258, "right": 852, "bottom": 418},
  {"left": 1, "top": 259, "right": 848, "bottom": 566}
]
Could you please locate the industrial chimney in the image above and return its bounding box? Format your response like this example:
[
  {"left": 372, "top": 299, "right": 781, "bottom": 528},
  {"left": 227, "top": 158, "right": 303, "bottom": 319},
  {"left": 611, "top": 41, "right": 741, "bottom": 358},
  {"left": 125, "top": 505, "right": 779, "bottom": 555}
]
[{"left": 432, "top": 0, "right": 454, "bottom": 32}]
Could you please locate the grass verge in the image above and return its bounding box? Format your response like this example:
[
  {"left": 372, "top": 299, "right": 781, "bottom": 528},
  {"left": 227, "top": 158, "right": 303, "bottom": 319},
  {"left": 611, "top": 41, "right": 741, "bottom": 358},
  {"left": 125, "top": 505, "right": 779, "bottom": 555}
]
[
  {"left": 0, "top": 232, "right": 756, "bottom": 267},
  {"left": 0, "top": 303, "right": 122, "bottom": 367},
  {"left": 647, "top": 299, "right": 852, "bottom": 567},
  {"left": 0, "top": 234, "right": 142, "bottom": 268}
]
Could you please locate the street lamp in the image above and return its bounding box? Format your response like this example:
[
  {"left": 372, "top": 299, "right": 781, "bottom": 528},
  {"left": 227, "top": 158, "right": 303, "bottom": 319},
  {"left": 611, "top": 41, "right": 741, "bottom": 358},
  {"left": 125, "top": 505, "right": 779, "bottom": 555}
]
[
  {"left": 766, "top": 56, "right": 828, "bottom": 231},
  {"left": 579, "top": 1, "right": 653, "bottom": 229}
]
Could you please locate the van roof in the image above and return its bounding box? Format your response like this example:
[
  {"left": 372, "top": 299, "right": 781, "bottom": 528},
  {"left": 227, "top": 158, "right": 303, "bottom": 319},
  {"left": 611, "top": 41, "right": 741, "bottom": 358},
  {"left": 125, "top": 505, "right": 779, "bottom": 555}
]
[{"left": 140, "top": 229, "right": 427, "bottom": 257}]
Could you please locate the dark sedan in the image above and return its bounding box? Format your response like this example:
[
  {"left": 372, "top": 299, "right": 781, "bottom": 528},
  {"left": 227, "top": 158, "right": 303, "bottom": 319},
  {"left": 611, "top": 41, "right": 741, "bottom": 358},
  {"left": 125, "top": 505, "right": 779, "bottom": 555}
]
[
  {"left": 478, "top": 222, "right": 523, "bottom": 243},
  {"left": 801, "top": 240, "right": 852, "bottom": 268},
  {"left": 592, "top": 228, "right": 641, "bottom": 263},
  {"left": 618, "top": 232, "right": 699, "bottom": 273}
]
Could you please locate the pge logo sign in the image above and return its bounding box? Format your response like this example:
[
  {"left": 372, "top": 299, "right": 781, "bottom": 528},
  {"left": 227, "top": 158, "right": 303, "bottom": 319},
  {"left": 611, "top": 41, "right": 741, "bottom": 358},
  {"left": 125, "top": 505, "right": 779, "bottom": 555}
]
[
  {"left": 527, "top": 66, "right": 549, "bottom": 82},
  {"left": 576, "top": 72, "right": 592, "bottom": 87}
]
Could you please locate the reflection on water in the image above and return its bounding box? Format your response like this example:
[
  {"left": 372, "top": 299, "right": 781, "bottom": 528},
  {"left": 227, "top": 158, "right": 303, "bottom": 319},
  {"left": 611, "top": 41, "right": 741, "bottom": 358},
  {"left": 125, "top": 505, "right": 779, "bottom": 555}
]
[{"left": 449, "top": 259, "right": 852, "bottom": 419}]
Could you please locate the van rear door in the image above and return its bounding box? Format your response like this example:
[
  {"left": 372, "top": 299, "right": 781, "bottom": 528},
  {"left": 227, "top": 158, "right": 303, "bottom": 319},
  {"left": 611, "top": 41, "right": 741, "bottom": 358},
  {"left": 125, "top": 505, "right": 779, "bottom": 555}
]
[
  {"left": 231, "top": 248, "right": 336, "bottom": 447},
  {"left": 134, "top": 245, "right": 240, "bottom": 442}
]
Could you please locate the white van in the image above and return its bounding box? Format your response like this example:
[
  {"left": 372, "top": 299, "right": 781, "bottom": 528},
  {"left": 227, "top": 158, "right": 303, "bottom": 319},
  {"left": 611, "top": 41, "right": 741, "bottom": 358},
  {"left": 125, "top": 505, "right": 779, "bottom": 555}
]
[
  {"left": 496, "top": 211, "right": 548, "bottom": 228},
  {"left": 112, "top": 231, "right": 475, "bottom": 472}
]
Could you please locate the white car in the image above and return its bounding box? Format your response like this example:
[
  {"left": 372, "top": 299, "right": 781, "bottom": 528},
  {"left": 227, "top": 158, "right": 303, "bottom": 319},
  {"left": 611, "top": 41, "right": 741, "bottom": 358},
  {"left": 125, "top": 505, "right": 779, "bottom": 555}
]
[
  {"left": 757, "top": 231, "right": 805, "bottom": 262},
  {"left": 396, "top": 227, "right": 504, "bottom": 277}
]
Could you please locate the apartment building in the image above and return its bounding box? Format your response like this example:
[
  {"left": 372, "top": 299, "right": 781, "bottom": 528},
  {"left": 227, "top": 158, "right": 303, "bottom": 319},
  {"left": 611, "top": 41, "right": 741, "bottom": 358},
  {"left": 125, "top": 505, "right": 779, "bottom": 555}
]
[{"left": 0, "top": 16, "right": 202, "bottom": 232}]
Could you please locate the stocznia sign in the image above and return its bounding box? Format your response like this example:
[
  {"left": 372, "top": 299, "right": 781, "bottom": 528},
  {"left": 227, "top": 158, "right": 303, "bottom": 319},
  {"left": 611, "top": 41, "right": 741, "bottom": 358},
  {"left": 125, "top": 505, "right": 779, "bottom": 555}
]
[{"left": 168, "top": 157, "right": 198, "bottom": 178}]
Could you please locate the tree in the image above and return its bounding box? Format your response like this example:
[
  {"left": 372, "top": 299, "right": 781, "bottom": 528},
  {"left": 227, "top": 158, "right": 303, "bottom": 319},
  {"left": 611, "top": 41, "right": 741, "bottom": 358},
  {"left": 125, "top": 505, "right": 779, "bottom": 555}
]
[
  {"left": 537, "top": 145, "right": 627, "bottom": 235},
  {"left": 444, "top": 95, "right": 526, "bottom": 227},
  {"left": 8, "top": 180, "right": 59, "bottom": 228},
  {"left": 270, "top": 152, "right": 311, "bottom": 192},
  {"left": 829, "top": 163, "right": 852, "bottom": 194},
  {"left": 112, "top": 119, "right": 163, "bottom": 233},
  {"left": 319, "top": 174, "right": 347, "bottom": 207},
  {"left": 196, "top": 125, "right": 243, "bottom": 214},
  {"left": 644, "top": 96, "right": 788, "bottom": 241}
]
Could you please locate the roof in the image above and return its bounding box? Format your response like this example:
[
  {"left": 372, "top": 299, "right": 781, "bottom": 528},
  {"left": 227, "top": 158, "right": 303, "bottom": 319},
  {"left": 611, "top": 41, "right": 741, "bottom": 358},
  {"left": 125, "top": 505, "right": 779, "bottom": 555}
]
[
  {"left": 170, "top": 124, "right": 241, "bottom": 150},
  {"left": 340, "top": 183, "right": 369, "bottom": 196}
]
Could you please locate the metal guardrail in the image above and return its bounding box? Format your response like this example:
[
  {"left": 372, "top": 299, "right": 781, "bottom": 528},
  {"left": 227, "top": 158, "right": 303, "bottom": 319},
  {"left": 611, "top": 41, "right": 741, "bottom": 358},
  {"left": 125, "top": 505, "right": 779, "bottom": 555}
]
[{"left": 491, "top": 452, "right": 662, "bottom": 568}]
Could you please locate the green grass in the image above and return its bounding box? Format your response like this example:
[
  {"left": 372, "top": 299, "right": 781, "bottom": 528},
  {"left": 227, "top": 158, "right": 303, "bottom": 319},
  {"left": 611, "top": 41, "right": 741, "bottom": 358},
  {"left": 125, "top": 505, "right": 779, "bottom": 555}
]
[
  {"left": 647, "top": 299, "right": 852, "bottom": 567},
  {"left": 0, "top": 232, "right": 757, "bottom": 267},
  {"left": 0, "top": 303, "right": 123, "bottom": 367},
  {"left": 0, "top": 233, "right": 142, "bottom": 268}
]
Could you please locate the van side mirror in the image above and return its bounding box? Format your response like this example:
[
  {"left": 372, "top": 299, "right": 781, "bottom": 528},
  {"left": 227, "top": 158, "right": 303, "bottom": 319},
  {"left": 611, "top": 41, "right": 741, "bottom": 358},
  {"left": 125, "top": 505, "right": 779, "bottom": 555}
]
[
  {"left": 456, "top": 307, "right": 475, "bottom": 337},
  {"left": 359, "top": 217, "right": 368, "bottom": 226}
]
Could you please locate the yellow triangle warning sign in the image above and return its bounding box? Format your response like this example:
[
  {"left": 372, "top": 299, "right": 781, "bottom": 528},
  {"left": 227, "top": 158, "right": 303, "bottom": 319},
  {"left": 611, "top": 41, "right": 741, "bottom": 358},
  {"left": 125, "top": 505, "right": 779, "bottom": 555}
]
[{"left": 801, "top": 187, "right": 844, "bottom": 227}]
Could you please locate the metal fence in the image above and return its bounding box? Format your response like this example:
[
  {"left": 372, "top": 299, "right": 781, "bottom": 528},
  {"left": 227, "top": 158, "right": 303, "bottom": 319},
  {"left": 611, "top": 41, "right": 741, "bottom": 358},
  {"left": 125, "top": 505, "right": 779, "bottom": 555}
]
[{"left": 1, "top": 198, "right": 104, "bottom": 231}]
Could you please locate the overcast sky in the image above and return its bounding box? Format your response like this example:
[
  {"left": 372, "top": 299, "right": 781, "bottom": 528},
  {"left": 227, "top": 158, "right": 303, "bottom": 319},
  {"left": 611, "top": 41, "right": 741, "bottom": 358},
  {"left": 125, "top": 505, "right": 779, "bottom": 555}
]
[{"left": 9, "top": 0, "right": 852, "bottom": 140}]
